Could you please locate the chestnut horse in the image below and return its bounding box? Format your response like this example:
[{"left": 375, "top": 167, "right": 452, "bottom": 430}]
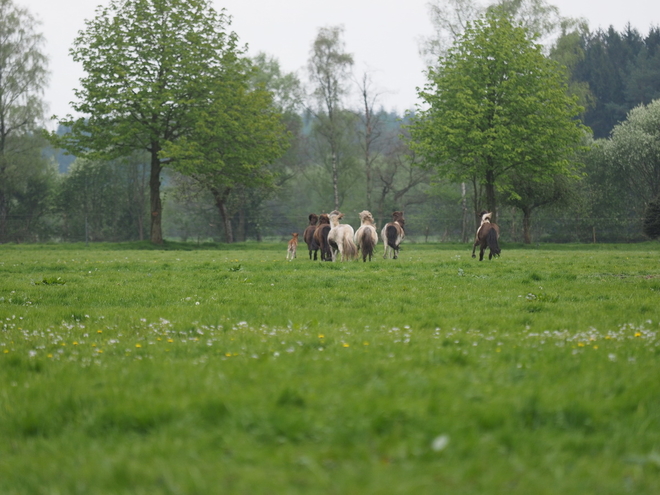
[
  {"left": 472, "top": 211, "right": 501, "bottom": 261},
  {"left": 382, "top": 211, "right": 405, "bottom": 259},
  {"left": 313, "top": 214, "right": 332, "bottom": 261},
  {"left": 354, "top": 210, "right": 378, "bottom": 262},
  {"left": 303, "top": 213, "right": 319, "bottom": 260}
]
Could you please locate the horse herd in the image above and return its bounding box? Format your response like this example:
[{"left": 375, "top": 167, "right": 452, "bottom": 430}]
[
  {"left": 286, "top": 210, "right": 501, "bottom": 262},
  {"left": 285, "top": 210, "right": 405, "bottom": 262}
]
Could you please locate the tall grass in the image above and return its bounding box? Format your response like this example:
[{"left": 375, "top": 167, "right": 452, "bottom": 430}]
[{"left": 1, "top": 242, "right": 659, "bottom": 494}]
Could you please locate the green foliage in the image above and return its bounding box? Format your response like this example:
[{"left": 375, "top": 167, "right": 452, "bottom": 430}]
[
  {"left": 643, "top": 196, "right": 660, "bottom": 239},
  {"left": 0, "top": 0, "right": 50, "bottom": 243},
  {"left": 569, "top": 25, "right": 660, "bottom": 138},
  {"left": 1, "top": 243, "right": 660, "bottom": 493},
  {"left": 412, "top": 8, "right": 586, "bottom": 220},
  {"left": 606, "top": 99, "right": 660, "bottom": 205},
  {"left": 52, "top": 0, "right": 249, "bottom": 244},
  {"left": 55, "top": 155, "right": 149, "bottom": 242}
]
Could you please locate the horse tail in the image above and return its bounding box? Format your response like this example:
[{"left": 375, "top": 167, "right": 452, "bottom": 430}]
[
  {"left": 321, "top": 225, "right": 332, "bottom": 261},
  {"left": 487, "top": 228, "right": 501, "bottom": 257},
  {"left": 344, "top": 234, "right": 358, "bottom": 261},
  {"left": 386, "top": 224, "right": 398, "bottom": 250},
  {"left": 361, "top": 230, "right": 375, "bottom": 261}
]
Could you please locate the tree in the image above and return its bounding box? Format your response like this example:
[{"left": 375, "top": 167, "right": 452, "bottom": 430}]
[
  {"left": 374, "top": 128, "right": 430, "bottom": 226},
  {"left": 421, "top": 0, "right": 580, "bottom": 63},
  {"left": 307, "top": 26, "right": 354, "bottom": 210},
  {"left": 411, "top": 8, "right": 586, "bottom": 223},
  {"left": 606, "top": 99, "right": 660, "bottom": 206},
  {"left": 163, "top": 77, "right": 289, "bottom": 243},
  {"left": 55, "top": 154, "right": 149, "bottom": 242},
  {"left": 503, "top": 173, "right": 576, "bottom": 243},
  {"left": 53, "top": 0, "right": 245, "bottom": 244},
  {"left": 0, "top": 0, "right": 49, "bottom": 243},
  {"left": 355, "top": 71, "right": 385, "bottom": 211},
  {"left": 643, "top": 195, "right": 660, "bottom": 239}
]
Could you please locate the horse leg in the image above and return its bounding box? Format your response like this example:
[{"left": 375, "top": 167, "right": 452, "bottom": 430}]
[
  {"left": 479, "top": 243, "right": 485, "bottom": 261},
  {"left": 472, "top": 239, "right": 478, "bottom": 258}
]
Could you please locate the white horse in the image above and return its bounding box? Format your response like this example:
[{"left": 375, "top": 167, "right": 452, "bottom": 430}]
[
  {"left": 381, "top": 211, "right": 405, "bottom": 259},
  {"left": 328, "top": 210, "right": 358, "bottom": 262},
  {"left": 354, "top": 210, "right": 378, "bottom": 262}
]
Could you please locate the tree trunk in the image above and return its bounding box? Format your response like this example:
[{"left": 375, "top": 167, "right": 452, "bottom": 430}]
[
  {"left": 0, "top": 188, "right": 7, "bottom": 244},
  {"left": 149, "top": 147, "right": 163, "bottom": 244},
  {"left": 485, "top": 168, "right": 497, "bottom": 223},
  {"left": 331, "top": 151, "right": 339, "bottom": 210},
  {"left": 461, "top": 182, "right": 469, "bottom": 242},
  {"left": 522, "top": 207, "right": 532, "bottom": 244},
  {"left": 238, "top": 207, "right": 246, "bottom": 242},
  {"left": 211, "top": 186, "right": 233, "bottom": 243}
]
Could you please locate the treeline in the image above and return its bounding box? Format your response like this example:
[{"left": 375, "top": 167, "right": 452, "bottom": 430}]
[
  {"left": 570, "top": 25, "right": 660, "bottom": 138},
  {"left": 2, "top": 0, "right": 660, "bottom": 245}
]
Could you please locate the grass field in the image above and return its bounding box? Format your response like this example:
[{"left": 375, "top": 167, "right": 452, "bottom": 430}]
[{"left": 1, "top": 241, "right": 659, "bottom": 494}]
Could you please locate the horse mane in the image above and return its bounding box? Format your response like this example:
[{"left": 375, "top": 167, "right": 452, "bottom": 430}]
[
  {"left": 318, "top": 214, "right": 330, "bottom": 225},
  {"left": 308, "top": 213, "right": 319, "bottom": 225},
  {"left": 391, "top": 211, "right": 405, "bottom": 230},
  {"left": 359, "top": 210, "right": 375, "bottom": 226}
]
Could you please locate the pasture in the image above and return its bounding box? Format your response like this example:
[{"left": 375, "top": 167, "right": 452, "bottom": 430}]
[{"left": 1, "top": 241, "right": 659, "bottom": 494}]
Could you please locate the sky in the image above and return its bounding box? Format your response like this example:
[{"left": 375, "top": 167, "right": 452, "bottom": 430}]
[{"left": 16, "top": 0, "right": 660, "bottom": 129}]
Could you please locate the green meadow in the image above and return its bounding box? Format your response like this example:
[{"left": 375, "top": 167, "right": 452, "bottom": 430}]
[{"left": 1, "top": 241, "right": 659, "bottom": 494}]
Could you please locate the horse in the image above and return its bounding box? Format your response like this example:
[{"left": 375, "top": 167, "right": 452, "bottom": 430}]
[
  {"left": 354, "top": 210, "right": 378, "bottom": 262},
  {"left": 303, "top": 213, "right": 319, "bottom": 260},
  {"left": 382, "top": 211, "right": 405, "bottom": 259},
  {"left": 472, "top": 211, "right": 501, "bottom": 261},
  {"left": 313, "top": 214, "right": 332, "bottom": 261},
  {"left": 286, "top": 232, "right": 299, "bottom": 261},
  {"left": 328, "top": 210, "right": 358, "bottom": 262}
]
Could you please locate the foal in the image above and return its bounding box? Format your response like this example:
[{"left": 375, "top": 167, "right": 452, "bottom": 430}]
[
  {"left": 286, "top": 232, "right": 299, "bottom": 261},
  {"left": 354, "top": 210, "right": 378, "bottom": 262},
  {"left": 381, "top": 211, "right": 405, "bottom": 259}
]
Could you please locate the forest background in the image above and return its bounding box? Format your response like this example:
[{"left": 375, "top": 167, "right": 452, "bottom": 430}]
[{"left": 3, "top": 0, "right": 660, "bottom": 246}]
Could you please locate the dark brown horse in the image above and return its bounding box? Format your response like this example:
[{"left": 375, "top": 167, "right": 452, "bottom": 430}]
[
  {"left": 381, "top": 211, "right": 405, "bottom": 259},
  {"left": 313, "top": 214, "right": 332, "bottom": 261},
  {"left": 472, "top": 211, "right": 501, "bottom": 261},
  {"left": 303, "top": 213, "right": 319, "bottom": 260}
]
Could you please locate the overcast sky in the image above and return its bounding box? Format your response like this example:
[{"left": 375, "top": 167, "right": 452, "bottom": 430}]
[{"left": 17, "top": 0, "right": 660, "bottom": 128}]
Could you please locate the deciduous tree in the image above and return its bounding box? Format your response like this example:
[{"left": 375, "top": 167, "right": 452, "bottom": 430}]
[
  {"left": 307, "top": 26, "right": 354, "bottom": 210},
  {"left": 163, "top": 78, "right": 288, "bottom": 243},
  {"left": 411, "top": 8, "right": 585, "bottom": 223},
  {"left": 53, "top": 0, "right": 245, "bottom": 244},
  {"left": 606, "top": 99, "right": 660, "bottom": 206},
  {"left": 0, "top": 0, "right": 49, "bottom": 242}
]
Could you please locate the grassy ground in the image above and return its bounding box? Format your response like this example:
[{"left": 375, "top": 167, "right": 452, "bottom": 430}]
[{"left": 1, "top": 241, "right": 659, "bottom": 494}]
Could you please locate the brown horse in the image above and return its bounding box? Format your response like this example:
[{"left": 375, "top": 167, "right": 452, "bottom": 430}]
[
  {"left": 381, "top": 211, "right": 405, "bottom": 259},
  {"left": 472, "top": 211, "right": 501, "bottom": 261},
  {"left": 355, "top": 210, "right": 378, "bottom": 262},
  {"left": 313, "top": 214, "right": 332, "bottom": 261},
  {"left": 303, "top": 213, "right": 319, "bottom": 260}
]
